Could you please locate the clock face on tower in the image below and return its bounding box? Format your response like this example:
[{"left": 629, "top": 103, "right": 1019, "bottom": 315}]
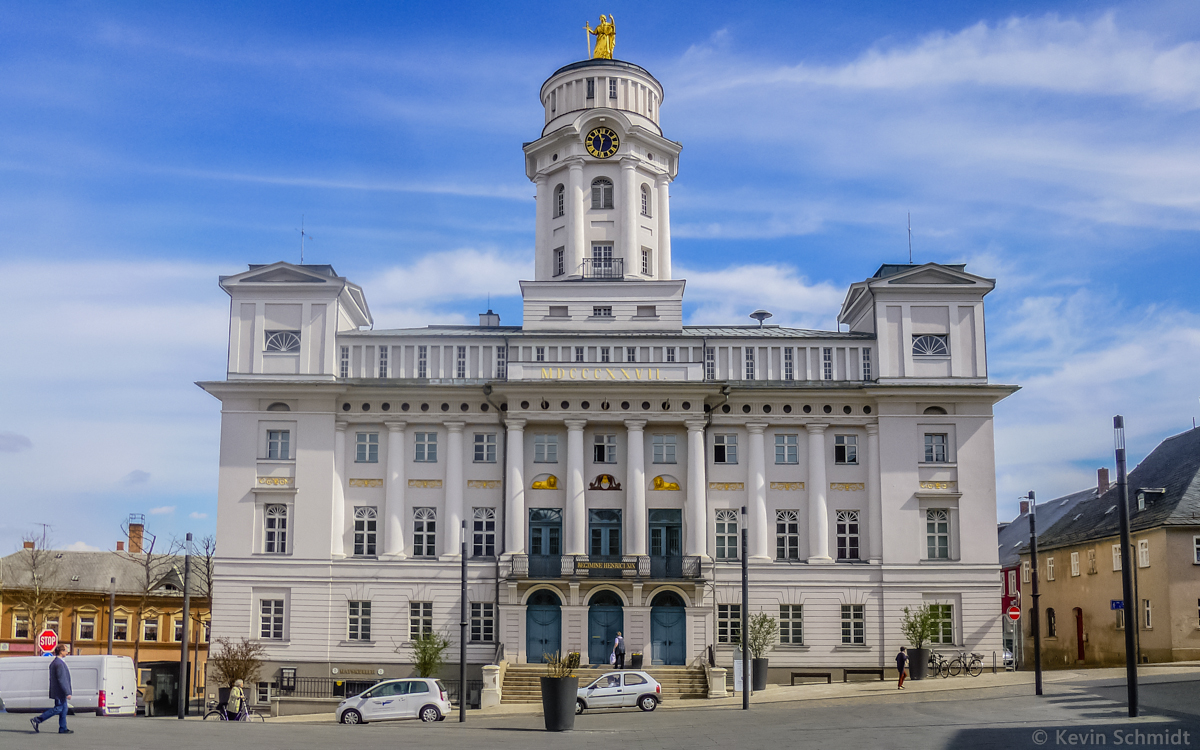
[{"left": 584, "top": 127, "right": 620, "bottom": 158}]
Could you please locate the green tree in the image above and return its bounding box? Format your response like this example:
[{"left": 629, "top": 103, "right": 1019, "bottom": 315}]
[
  {"left": 900, "top": 603, "right": 941, "bottom": 649},
  {"left": 409, "top": 632, "right": 451, "bottom": 678}
]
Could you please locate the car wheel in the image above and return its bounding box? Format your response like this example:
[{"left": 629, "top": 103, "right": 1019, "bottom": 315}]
[
  {"left": 575, "top": 699, "right": 585, "bottom": 715},
  {"left": 638, "top": 695, "right": 657, "bottom": 712},
  {"left": 341, "top": 709, "right": 363, "bottom": 725},
  {"left": 419, "top": 705, "right": 441, "bottom": 723}
]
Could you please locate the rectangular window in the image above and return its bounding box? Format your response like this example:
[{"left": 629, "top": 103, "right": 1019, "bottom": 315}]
[
  {"left": 713, "top": 434, "right": 738, "bottom": 464},
  {"left": 1144, "top": 599, "right": 1152, "bottom": 629},
  {"left": 926, "top": 509, "right": 949, "bottom": 559},
  {"left": 1138, "top": 539, "right": 1150, "bottom": 568},
  {"left": 379, "top": 346, "right": 389, "bottom": 378},
  {"left": 410, "top": 602, "right": 433, "bottom": 639},
  {"left": 841, "top": 604, "right": 865, "bottom": 645},
  {"left": 717, "top": 604, "right": 741, "bottom": 644},
  {"left": 784, "top": 348, "right": 794, "bottom": 381},
  {"left": 575, "top": 347, "right": 585, "bottom": 363},
  {"left": 415, "top": 432, "right": 438, "bottom": 462},
  {"left": 924, "top": 434, "right": 948, "bottom": 463},
  {"left": 14, "top": 614, "right": 30, "bottom": 640},
  {"left": 586, "top": 78, "right": 595, "bottom": 99},
  {"left": 470, "top": 602, "right": 495, "bottom": 642},
  {"left": 78, "top": 616, "right": 95, "bottom": 641},
  {"left": 652, "top": 434, "right": 676, "bottom": 464},
  {"left": 474, "top": 433, "right": 497, "bottom": 463},
  {"left": 1022, "top": 561, "right": 1031, "bottom": 583},
  {"left": 412, "top": 508, "right": 436, "bottom": 558},
  {"left": 267, "top": 430, "right": 290, "bottom": 460},
  {"left": 705, "top": 347, "right": 716, "bottom": 380},
  {"left": 353, "top": 506, "right": 377, "bottom": 556},
  {"left": 473, "top": 507, "right": 496, "bottom": 558},
  {"left": 1194, "top": 536, "right": 1200, "bottom": 564},
  {"left": 260, "top": 600, "right": 284, "bottom": 640},
  {"left": 1070, "top": 551, "right": 1080, "bottom": 577},
  {"left": 601, "top": 346, "right": 611, "bottom": 362},
  {"left": 930, "top": 604, "right": 953, "bottom": 645},
  {"left": 666, "top": 347, "right": 676, "bottom": 363},
  {"left": 776, "top": 510, "right": 800, "bottom": 560},
  {"left": 862, "top": 347, "right": 872, "bottom": 380},
  {"left": 1047, "top": 557, "right": 1055, "bottom": 581},
  {"left": 593, "top": 306, "right": 613, "bottom": 317},
  {"left": 264, "top": 503, "right": 288, "bottom": 554},
  {"left": 1007, "top": 570, "right": 1017, "bottom": 595},
  {"left": 554, "top": 248, "right": 565, "bottom": 276},
  {"left": 534, "top": 434, "right": 559, "bottom": 463},
  {"left": 418, "top": 345, "right": 428, "bottom": 378},
  {"left": 744, "top": 347, "right": 755, "bottom": 380},
  {"left": 836, "top": 510, "right": 860, "bottom": 560},
  {"left": 834, "top": 434, "right": 857, "bottom": 464},
  {"left": 355, "top": 432, "right": 379, "bottom": 463},
  {"left": 348, "top": 601, "right": 371, "bottom": 641},
  {"left": 774, "top": 434, "right": 798, "bottom": 464},
  {"left": 1088, "top": 548, "right": 1097, "bottom": 574},
  {"left": 823, "top": 347, "right": 833, "bottom": 380},
  {"left": 1113, "top": 543, "right": 1122, "bottom": 571},
  {"left": 456, "top": 346, "right": 467, "bottom": 378},
  {"left": 174, "top": 618, "right": 184, "bottom": 642},
  {"left": 779, "top": 605, "right": 803, "bottom": 645},
  {"left": 1117, "top": 609, "right": 1125, "bottom": 629},
  {"left": 641, "top": 248, "right": 650, "bottom": 275},
  {"left": 496, "top": 346, "right": 507, "bottom": 378},
  {"left": 142, "top": 618, "right": 158, "bottom": 642},
  {"left": 536, "top": 346, "right": 545, "bottom": 362},
  {"left": 608, "top": 77, "right": 617, "bottom": 99},
  {"left": 113, "top": 617, "right": 127, "bottom": 642},
  {"left": 626, "top": 347, "right": 637, "bottom": 363},
  {"left": 340, "top": 346, "right": 350, "bottom": 378},
  {"left": 593, "top": 434, "right": 617, "bottom": 463},
  {"left": 714, "top": 510, "right": 739, "bottom": 560}
]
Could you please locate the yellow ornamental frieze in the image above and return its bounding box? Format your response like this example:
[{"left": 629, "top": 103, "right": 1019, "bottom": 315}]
[
  {"left": 708, "top": 482, "right": 745, "bottom": 491},
  {"left": 919, "top": 481, "right": 957, "bottom": 491},
  {"left": 256, "top": 477, "right": 293, "bottom": 487},
  {"left": 348, "top": 479, "right": 383, "bottom": 488},
  {"left": 770, "top": 482, "right": 805, "bottom": 491},
  {"left": 830, "top": 482, "right": 865, "bottom": 491},
  {"left": 468, "top": 480, "right": 501, "bottom": 489},
  {"left": 408, "top": 479, "right": 442, "bottom": 489}
]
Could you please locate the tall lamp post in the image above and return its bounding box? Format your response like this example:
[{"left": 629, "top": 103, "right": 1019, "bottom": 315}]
[
  {"left": 1114, "top": 416, "right": 1139, "bottom": 717},
  {"left": 740, "top": 505, "right": 749, "bottom": 711},
  {"left": 1026, "top": 492, "right": 1042, "bottom": 696},
  {"left": 178, "top": 533, "right": 192, "bottom": 719},
  {"left": 460, "top": 519, "right": 467, "bottom": 723}
]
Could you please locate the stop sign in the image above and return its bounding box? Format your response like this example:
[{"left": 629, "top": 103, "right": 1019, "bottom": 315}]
[
  {"left": 1007, "top": 605, "right": 1021, "bottom": 622},
  {"left": 37, "top": 629, "right": 58, "bottom": 653}
]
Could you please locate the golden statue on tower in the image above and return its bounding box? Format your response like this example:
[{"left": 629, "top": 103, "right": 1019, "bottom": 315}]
[{"left": 585, "top": 15, "right": 616, "bottom": 59}]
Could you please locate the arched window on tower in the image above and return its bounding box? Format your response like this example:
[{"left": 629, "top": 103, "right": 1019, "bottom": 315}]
[
  {"left": 591, "top": 178, "right": 613, "bottom": 209},
  {"left": 640, "top": 184, "right": 651, "bottom": 217},
  {"left": 553, "top": 184, "right": 565, "bottom": 218}
]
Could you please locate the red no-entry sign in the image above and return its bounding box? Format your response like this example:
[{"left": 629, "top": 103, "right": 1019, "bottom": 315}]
[
  {"left": 1007, "top": 605, "right": 1021, "bottom": 622},
  {"left": 37, "top": 629, "right": 58, "bottom": 653}
]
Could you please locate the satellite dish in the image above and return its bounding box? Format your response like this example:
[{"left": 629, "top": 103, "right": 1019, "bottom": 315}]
[{"left": 750, "top": 309, "right": 773, "bottom": 327}]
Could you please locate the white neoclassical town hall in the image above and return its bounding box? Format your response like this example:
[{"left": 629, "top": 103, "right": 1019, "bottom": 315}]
[{"left": 201, "top": 44, "right": 1016, "bottom": 696}]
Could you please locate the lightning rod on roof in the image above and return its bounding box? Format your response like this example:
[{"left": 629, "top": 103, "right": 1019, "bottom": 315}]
[
  {"left": 297, "top": 215, "right": 314, "bottom": 265},
  {"left": 908, "top": 213, "right": 913, "bottom": 264}
]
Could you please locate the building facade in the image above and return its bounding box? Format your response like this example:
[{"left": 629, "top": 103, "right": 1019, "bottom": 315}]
[{"left": 201, "top": 53, "right": 1016, "bottom": 688}]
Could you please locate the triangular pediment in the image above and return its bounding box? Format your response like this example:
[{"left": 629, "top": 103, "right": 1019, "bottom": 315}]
[
  {"left": 220, "top": 261, "right": 339, "bottom": 287},
  {"left": 874, "top": 262, "right": 992, "bottom": 288},
  {"left": 888, "top": 268, "right": 975, "bottom": 285}
]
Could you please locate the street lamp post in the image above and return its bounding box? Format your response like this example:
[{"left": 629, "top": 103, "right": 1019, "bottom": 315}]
[
  {"left": 178, "top": 533, "right": 192, "bottom": 719},
  {"left": 460, "top": 519, "right": 467, "bottom": 723},
  {"left": 741, "top": 505, "right": 749, "bottom": 711},
  {"left": 1114, "top": 416, "right": 1139, "bottom": 717},
  {"left": 1027, "top": 492, "right": 1042, "bottom": 696}
]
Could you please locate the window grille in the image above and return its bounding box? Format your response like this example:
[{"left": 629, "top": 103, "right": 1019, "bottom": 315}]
[
  {"left": 705, "top": 347, "right": 716, "bottom": 380},
  {"left": 457, "top": 346, "right": 467, "bottom": 378},
  {"left": 534, "top": 434, "right": 558, "bottom": 463},
  {"left": 715, "top": 509, "right": 738, "bottom": 560},
  {"left": 575, "top": 347, "right": 585, "bottom": 362},
  {"left": 780, "top": 604, "right": 802, "bottom": 645},
  {"left": 260, "top": 600, "right": 284, "bottom": 640},
  {"left": 926, "top": 509, "right": 949, "bottom": 559},
  {"left": 627, "top": 347, "right": 637, "bottom": 363},
  {"left": 553, "top": 184, "right": 565, "bottom": 218},
  {"left": 353, "top": 507, "right": 377, "bottom": 556},
  {"left": 822, "top": 347, "right": 833, "bottom": 380},
  {"left": 640, "top": 185, "right": 650, "bottom": 216},
  {"left": 601, "top": 346, "right": 611, "bottom": 362},
  {"left": 355, "top": 432, "right": 379, "bottom": 463},
  {"left": 930, "top": 604, "right": 953, "bottom": 644},
  {"left": 776, "top": 510, "right": 800, "bottom": 560},
  {"left": 412, "top": 508, "right": 436, "bottom": 558},
  {"left": 836, "top": 510, "right": 860, "bottom": 560},
  {"left": 265, "top": 504, "right": 288, "bottom": 554},
  {"left": 713, "top": 434, "right": 737, "bottom": 464},
  {"left": 717, "top": 604, "right": 741, "bottom": 644},
  {"left": 862, "top": 347, "right": 872, "bottom": 380},
  {"left": 924, "top": 433, "right": 948, "bottom": 463},
  {"left": 775, "top": 434, "right": 798, "bottom": 464},
  {"left": 418, "top": 345, "right": 428, "bottom": 378},
  {"left": 415, "top": 432, "right": 438, "bottom": 462},
  {"left": 666, "top": 347, "right": 676, "bottom": 363},
  {"left": 378, "top": 346, "right": 388, "bottom": 378},
  {"left": 340, "top": 346, "right": 349, "bottom": 378},
  {"left": 594, "top": 307, "right": 613, "bottom": 318},
  {"left": 834, "top": 434, "right": 857, "bottom": 464},
  {"left": 474, "top": 433, "right": 497, "bottom": 463},
  {"left": 267, "top": 430, "right": 290, "bottom": 460},
  {"left": 471, "top": 602, "right": 495, "bottom": 642},
  {"left": 745, "top": 347, "right": 755, "bottom": 380},
  {"left": 784, "top": 348, "right": 794, "bottom": 381},
  {"left": 913, "top": 335, "right": 949, "bottom": 356},
  {"left": 473, "top": 507, "right": 496, "bottom": 557},
  {"left": 652, "top": 434, "right": 676, "bottom": 464},
  {"left": 410, "top": 602, "right": 433, "bottom": 639},
  {"left": 591, "top": 178, "right": 613, "bottom": 209},
  {"left": 348, "top": 601, "right": 371, "bottom": 641},
  {"left": 536, "top": 347, "right": 545, "bottom": 362},
  {"left": 608, "top": 78, "right": 617, "bottom": 99},
  {"left": 496, "top": 346, "right": 507, "bottom": 378},
  {"left": 593, "top": 434, "right": 617, "bottom": 463},
  {"left": 841, "top": 604, "right": 864, "bottom": 644},
  {"left": 265, "top": 330, "right": 301, "bottom": 353}
]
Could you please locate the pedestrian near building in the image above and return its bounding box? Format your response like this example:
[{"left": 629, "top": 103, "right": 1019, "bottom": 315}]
[
  {"left": 31, "top": 644, "right": 73, "bottom": 734},
  {"left": 896, "top": 647, "right": 908, "bottom": 690},
  {"left": 613, "top": 632, "right": 625, "bottom": 670}
]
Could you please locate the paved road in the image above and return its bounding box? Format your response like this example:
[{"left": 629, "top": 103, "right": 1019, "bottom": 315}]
[{"left": 3, "top": 672, "right": 1198, "bottom": 750}]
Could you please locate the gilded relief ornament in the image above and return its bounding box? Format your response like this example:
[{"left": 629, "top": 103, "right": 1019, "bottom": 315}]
[
  {"left": 531, "top": 474, "right": 559, "bottom": 490},
  {"left": 588, "top": 474, "right": 622, "bottom": 491},
  {"left": 585, "top": 15, "right": 616, "bottom": 59},
  {"left": 651, "top": 475, "right": 681, "bottom": 491}
]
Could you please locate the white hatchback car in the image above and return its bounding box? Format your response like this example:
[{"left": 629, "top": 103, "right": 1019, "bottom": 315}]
[
  {"left": 336, "top": 678, "right": 451, "bottom": 724},
  {"left": 576, "top": 671, "right": 662, "bottom": 714}
]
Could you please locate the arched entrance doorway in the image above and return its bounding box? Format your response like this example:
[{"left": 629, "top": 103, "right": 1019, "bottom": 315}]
[
  {"left": 526, "top": 589, "right": 562, "bottom": 663},
  {"left": 587, "top": 590, "right": 624, "bottom": 666},
  {"left": 650, "top": 591, "right": 686, "bottom": 666}
]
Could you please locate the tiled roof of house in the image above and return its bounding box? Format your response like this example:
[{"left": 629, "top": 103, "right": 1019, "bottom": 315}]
[
  {"left": 998, "top": 486, "right": 1096, "bottom": 567},
  {"left": 0, "top": 551, "right": 207, "bottom": 599}
]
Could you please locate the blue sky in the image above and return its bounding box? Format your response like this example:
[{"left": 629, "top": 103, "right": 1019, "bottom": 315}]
[{"left": 2, "top": 1, "right": 1199, "bottom": 553}]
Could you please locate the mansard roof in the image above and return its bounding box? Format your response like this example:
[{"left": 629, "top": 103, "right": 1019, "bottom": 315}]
[{"left": 347, "top": 325, "right": 874, "bottom": 340}]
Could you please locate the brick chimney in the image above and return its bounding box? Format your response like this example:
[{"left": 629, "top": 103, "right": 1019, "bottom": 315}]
[
  {"left": 1097, "top": 467, "right": 1110, "bottom": 495},
  {"left": 127, "top": 514, "right": 145, "bottom": 554},
  {"left": 1019, "top": 500, "right": 1029, "bottom": 515},
  {"left": 117, "top": 541, "right": 125, "bottom": 552},
  {"left": 23, "top": 540, "right": 34, "bottom": 550}
]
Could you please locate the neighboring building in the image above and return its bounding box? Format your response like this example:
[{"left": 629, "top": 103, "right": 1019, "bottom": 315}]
[
  {"left": 997, "top": 475, "right": 1099, "bottom": 665},
  {"left": 200, "top": 48, "right": 1017, "bottom": 692},
  {"left": 0, "top": 521, "right": 211, "bottom": 712},
  {"left": 1019, "top": 427, "right": 1200, "bottom": 667}
]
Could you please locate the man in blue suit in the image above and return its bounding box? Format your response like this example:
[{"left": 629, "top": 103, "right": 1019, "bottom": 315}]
[{"left": 30, "top": 644, "right": 73, "bottom": 734}]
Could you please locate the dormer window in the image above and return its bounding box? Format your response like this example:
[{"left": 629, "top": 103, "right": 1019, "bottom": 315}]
[
  {"left": 265, "top": 331, "right": 301, "bottom": 353},
  {"left": 913, "top": 335, "right": 949, "bottom": 357}
]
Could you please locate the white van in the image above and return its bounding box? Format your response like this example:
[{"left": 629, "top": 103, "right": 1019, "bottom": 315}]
[{"left": 0, "top": 655, "right": 138, "bottom": 716}]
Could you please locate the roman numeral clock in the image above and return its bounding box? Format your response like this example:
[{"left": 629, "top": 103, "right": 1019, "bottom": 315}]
[{"left": 585, "top": 126, "right": 620, "bottom": 158}]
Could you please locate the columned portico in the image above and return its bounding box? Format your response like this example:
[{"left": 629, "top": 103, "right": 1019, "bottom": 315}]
[
  {"left": 866, "top": 424, "right": 882, "bottom": 563},
  {"left": 444, "top": 422, "right": 465, "bottom": 558},
  {"left": 506, "top": 419, "right": 527, "bottom": 554},
  {"left": 685, "top": 420, "right": 707, "bottom": 557},
  {"left": 747, "top": 422, "right": 770, "bottom": 561},
  {"left": 625, "top": 419, "right": 647, "bottom": 556},
  {"left": 332, "top": 424, "right": 347, "bottom": 558},
  {"left": 565, "top": 419, "right": 588, "bottom": 556},
  {"left": 384, "top": 421, "right": 407, "bottom": 558},
  {"left": 807, "top": 423, "right": 832, "bottom": 563}
]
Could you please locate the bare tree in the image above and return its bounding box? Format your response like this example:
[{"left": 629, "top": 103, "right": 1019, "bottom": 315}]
[
  {"left": 207, "top": 638, "right": 266, "bottom": 687},
  {"left": 195, "top": 535, "right": 216, "bottom": 600},
  {"left": 7, "top": 530, "right": 65, "bottom": 634},
  {"left": 115, "top": 519, "right": 182, "bottom": 666}
]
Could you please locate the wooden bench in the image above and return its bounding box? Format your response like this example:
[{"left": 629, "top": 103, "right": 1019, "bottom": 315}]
[
  {"left": 790, "top": 671, "right": 833, "bottom": 685},
  {"left": 843, "top": 668, "right": 885, "bottom": 682}
]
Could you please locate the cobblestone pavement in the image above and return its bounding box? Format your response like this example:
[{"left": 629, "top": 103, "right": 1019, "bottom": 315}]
[{"left": 2, "top": 669, "right": 1198, "bottom": 750}]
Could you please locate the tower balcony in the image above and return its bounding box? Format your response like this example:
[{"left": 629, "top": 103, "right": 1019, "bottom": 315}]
[{"left": 581, "top": 258, "right": 624, "bottom": 279}]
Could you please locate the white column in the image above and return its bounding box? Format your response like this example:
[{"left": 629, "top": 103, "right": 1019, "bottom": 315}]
[
  {"left": 625, "top": 419, "right": 647, "bottom": 556},
  {"left": 746, "top": 422, "right": 770, "bottom": 561},
  {"left": 384, "top": 422, "right": 407, "bottom": 558},
  {"left": 685, "top": 420, "right": 707, "bottom": 558},
  {"left": 565, "top": 419, "right": 588, "bottom": 556},
  {"left": 620, "top": 157, "right": 638, "bottom": 272},
  {"left": 505, "top": 419, "right": 526, "bottom": 554},
  {"left": 332, "top": 424, "right": 347, "bottom": 558},
  {"left": 534, "top": 174, "right": 549, "bottom": 280},
  {"left": 445, "top": 422, "right": 466, "bottom": 558},
  {"left": 807, "top": 423, "right": 832, "bottom": 563},
  {"left": 567, "top": 158, "right": 586, "bottom": 274},
  {"left": 656, "top": 174, "right": 671, "bottom": 279},
  {"left": 866, "top": 424, "right": 882, "bottom": 563}
]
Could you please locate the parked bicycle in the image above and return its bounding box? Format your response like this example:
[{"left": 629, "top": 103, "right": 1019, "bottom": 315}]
[
  {"left": 927, "top": 651, "right": 951, "bottom": 678},
  {"left": 203, "top": 699, "right": 265, "bottom": 722},
  {"left": 946, "top": 651, "right": 985, "bottom": 677}
]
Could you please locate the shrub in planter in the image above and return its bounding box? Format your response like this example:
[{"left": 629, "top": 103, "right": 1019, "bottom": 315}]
[
  {"left": 540, "top": 651, "right": 580, "bottom": 731},
  {"left": 900, "top": 604, "right": 941, "bottom": 680},
  {"left": 741, "top": 612, "right": 778, "bottom": 691}
]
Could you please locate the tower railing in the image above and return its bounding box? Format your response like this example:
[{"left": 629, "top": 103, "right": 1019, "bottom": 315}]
[{"left": 581, "top": 258, "right": 624, "bottom": 279}]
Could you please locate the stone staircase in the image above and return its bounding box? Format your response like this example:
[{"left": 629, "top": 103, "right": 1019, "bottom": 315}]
[{"left": 500, "top": 664, "right": 709, "bottom": 704}]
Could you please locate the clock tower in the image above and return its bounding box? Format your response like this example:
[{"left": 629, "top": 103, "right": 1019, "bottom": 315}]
[{"left": 521, "top": 58, "right": 684, "bottom": 331}]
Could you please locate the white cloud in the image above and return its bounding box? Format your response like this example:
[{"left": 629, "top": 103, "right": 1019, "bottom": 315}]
[
  {"left": 65, "top": 541, "right": 103, "bottom": 552},
  {"left": 677, "top": 263, "right": 845, "bottom": 330},
  {"left": 188, "top": 512, "right": 207, "bottom": 520},
  {"left": 366, "top": 248, "right": 528, "bottom": 327},
  {"left": 149, "top": 506, "right": 175, "bottom": 516},
  {"left": 120, "top": 470, "right": 151, "bottom": 486},
  {"left": 0, "top": 432, "right": 32, "bottom": 452}
]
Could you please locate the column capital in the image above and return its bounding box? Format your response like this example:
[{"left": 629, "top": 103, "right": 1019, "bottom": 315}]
[
  {"left": 806, "top": 422, "right": 830, "bottom": 435},
  {"left": 506, "top": 418, "right": 527, "bottom": 431},
  {"left": 619, "top": 156, "right": 639, "bottom": 170},
  {"left": 655, "top": 173, "right": 671, "bottom": 187},
  {"left": 385, "top": 421, "right": 407, "bottom": 432},
  {"left": 535, "top": 173, "right": 550, "bottom": 186},
  {"left": 564, "top": 156, "right": 586, "bottom": 171},
  {"left": 335, "top": 422, "right": 348, "bottom": 433},
  {"left": 445, "top": 421, "right": 466, "bottom": 433},
  {"left": 865, "top": 423, "right": 879, "bottom": 436},
  {"left": 745, "top": 422, "right": 768, "bottom": 434},
  {"left": 684, "top": 419, "right": 707, "bottom": 432},
  {"left": 623, "top": 419, "right": 647, "bottom": 431},
  {"left": 564, "top": 418, "right": 588, "bottom": 431}
]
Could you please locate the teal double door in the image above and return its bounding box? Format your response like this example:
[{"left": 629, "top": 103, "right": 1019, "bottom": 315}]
[
  {"left": 587, "top": 590, "right": 624, "bottom": 665},
  {"left": 526, "top": 589, "right": 561, "bottom": 663},
  {"left": 650, "top": 591, "right": 686, "bottom": 665}
]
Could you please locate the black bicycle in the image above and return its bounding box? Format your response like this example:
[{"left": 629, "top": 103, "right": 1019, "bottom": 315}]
[
  {"left": 927, "top": 651, "right": 951, "bottom": 678},
  {"left": 203, "top": 699, "right": 265, "bottom": 722}
]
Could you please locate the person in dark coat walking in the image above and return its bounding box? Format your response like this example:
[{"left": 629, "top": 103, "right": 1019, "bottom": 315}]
[
  {"left": 612, "top": 631, "right": 625, "bottom": 670},
  {"left": 31, "top": 644, "right": 73, "bottom": 734},
  {"left": 896, "top": 646, "right": 908, "bottom": 690}
]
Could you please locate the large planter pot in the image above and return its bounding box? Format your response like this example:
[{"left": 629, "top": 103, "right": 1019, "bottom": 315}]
[
  {"left": 908, "top": 648, "right": 930, "bottom": 680},
  {"left": 540, "top": 676, "right": 578, "bottom": 732},
  {"left": 751, "top": 658, "right": 769, "bottom": 691},
  {"left": 630, "top": 653, "right": 644, "bottom": 669}
]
